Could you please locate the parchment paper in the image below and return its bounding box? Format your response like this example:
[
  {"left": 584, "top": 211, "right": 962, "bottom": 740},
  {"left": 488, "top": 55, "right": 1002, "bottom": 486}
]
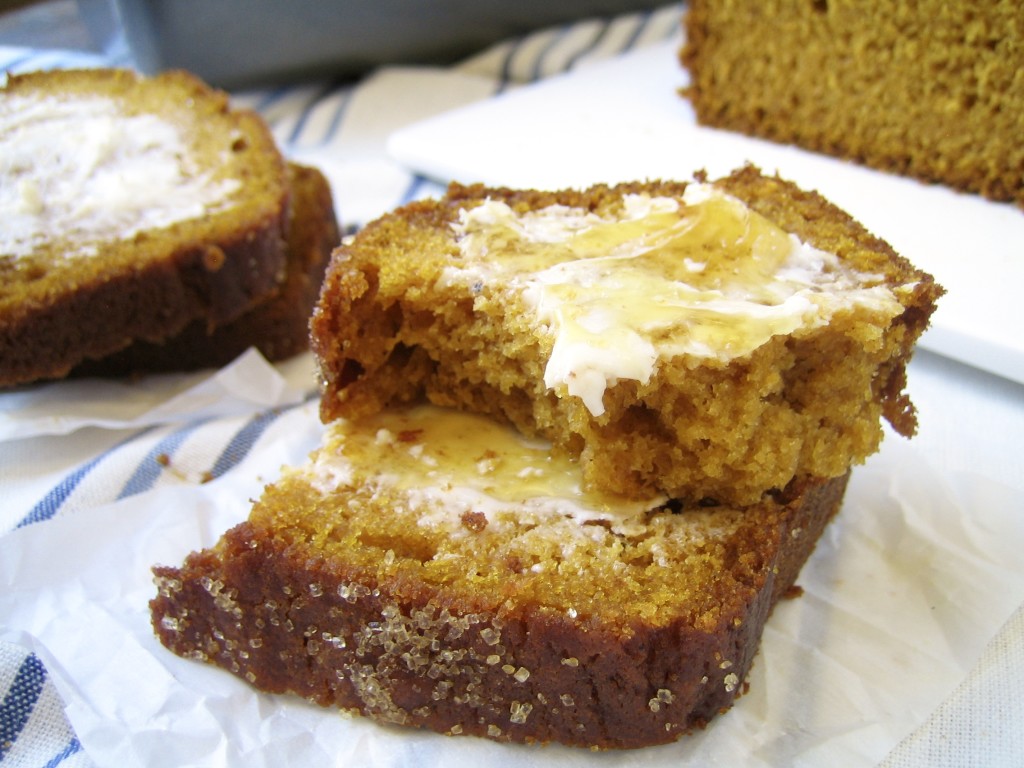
[
  {"left": 3, "top": 413, "right": 1023, "bottom": 768},
  {"left": 0, "top": 349, "right": 316, "bottom": 443}
]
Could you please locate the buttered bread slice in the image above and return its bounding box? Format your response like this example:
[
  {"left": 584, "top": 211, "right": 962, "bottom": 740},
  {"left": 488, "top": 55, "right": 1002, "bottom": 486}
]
[
  {"left": 70, "top": 162, "right": 338, "bottom": 376},
  {"left": 151, "top": 404, "right": 849, "bottom": 749},
  {"left": 312, "top": 168, "right": 942, "bottom": 505},
  {"left": 0, "top": 68, "right": 290, "bottom": 387}
]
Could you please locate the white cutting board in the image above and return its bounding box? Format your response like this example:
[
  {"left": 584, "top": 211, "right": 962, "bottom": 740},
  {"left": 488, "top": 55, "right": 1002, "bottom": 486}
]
[{"left": 388, "top": 40, "right": 1024, "bottom": 386}]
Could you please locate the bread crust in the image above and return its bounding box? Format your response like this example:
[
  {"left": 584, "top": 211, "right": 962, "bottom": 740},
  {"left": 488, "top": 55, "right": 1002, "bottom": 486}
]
[
  {"left": 151, "top": 471, "right": 848, "bottom": 749},
  {"left": 0, "top": 69, "right": 292, "bottom": 387},
  {"left": 70, "top": 162, "right": 338, "bottom": 375}
]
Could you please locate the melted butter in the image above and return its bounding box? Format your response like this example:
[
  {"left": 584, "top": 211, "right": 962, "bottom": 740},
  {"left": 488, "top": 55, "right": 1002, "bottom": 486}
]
[
  {"left": 309, "top": 405, "right": 663, "bottom": 532},
  {"left": 450, "top": 185, "right": 904, "bottom": 415},
  {"left": 1, "top": 95, "right": 239, "bottom": 259}
]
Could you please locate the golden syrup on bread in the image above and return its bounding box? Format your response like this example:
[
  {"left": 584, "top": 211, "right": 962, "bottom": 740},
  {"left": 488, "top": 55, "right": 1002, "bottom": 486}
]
[
  {"left": 450, "top": 185, "right": 903, "bottom": 415},
  {"left": 310, "top": 406, "right": 663, "bottom": 531}
]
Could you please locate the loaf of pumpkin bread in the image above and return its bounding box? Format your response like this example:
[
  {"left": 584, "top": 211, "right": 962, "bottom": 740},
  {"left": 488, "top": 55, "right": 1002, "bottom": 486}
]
[{"left": 681, "top": 0, "right": 1024, "bottom": 205}]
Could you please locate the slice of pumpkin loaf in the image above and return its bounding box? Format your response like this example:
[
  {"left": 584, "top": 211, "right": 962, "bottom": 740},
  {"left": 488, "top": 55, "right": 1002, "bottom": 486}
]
[
  {"left": 0, "top": 68, "right": 291, "bottom": 387},
  {"left": 311, "top": 167, "right": 941, "bottom": 505},
  {"left": 71, "top": 162, "right": 338, "bottom": 375},
  {"left": 681, "top": 0, "right": 1024, "bottom": 206},
  {"left": 151, "top": 404, "right": 849, "bottom": 749}
]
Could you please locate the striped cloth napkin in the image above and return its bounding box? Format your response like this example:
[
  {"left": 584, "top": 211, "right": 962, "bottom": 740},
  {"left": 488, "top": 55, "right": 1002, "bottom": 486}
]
[{"left": 0, "top": 6, "right": 684, "bottom": 767}]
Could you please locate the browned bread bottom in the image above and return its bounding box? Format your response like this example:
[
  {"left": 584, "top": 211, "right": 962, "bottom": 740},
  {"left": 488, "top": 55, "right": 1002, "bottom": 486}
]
[
  {"left": 72, "top": 162, "right": 337, "bottom": 376},
  {"left": 151, "top": 439, "right": 848, "bottom": 750}
]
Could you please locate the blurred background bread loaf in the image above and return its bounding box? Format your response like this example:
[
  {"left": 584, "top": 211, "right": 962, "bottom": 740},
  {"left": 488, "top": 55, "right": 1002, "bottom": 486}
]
[{"left": 682, "top": 0, "right": 1024, "bottom": 206}]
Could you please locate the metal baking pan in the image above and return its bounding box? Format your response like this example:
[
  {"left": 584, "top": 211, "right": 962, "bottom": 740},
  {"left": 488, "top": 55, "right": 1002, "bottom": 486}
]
[{"left": 91, "top": 0, "right": 672, "bottom": 87}]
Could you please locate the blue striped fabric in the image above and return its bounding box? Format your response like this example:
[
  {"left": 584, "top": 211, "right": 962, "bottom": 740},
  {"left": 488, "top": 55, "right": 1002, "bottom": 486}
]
[
  {"left": 16, "top": 400, "right": 315, "bottom": 532},
  {"left": 0, "top": 654, "right": 47, "bottom": 761},
  {"left": 0, "top": 5, "right": 684, "bottom": 766},
  {"left": 41, "top": 739, "right": 83, "bottom": 768},
  {"left": 283, "top": 82, "right": 348, "bottom": 146},
  {"left": 0, "top": 641, "right": 88, "bottom": 768},
  {"left": 116, "top": 420, "right": 210, "bottom": 500},
  {"left": 16, "top": 427, "right": 156, "bottom": 529},
  {"left": 206, "top": 403, "right": 304, "bottom": 481}
]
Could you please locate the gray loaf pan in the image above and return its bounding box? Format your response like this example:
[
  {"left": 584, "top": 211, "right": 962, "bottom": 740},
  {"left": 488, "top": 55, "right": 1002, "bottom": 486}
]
[{"left": 85, "top": 0, "right": 672, "bottom": 88}]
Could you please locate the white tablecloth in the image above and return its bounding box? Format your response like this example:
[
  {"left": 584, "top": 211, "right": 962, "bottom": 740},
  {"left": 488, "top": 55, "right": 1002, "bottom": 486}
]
[{"left": 2, "top": 4, "right": 1023, "bottom": 766}]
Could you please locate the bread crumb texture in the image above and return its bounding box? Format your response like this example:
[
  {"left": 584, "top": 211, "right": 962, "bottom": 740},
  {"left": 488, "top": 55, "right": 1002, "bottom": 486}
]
[
  {"left": 312, "top": 168, "right": 942, "bottom": 504},
  {"left": 682, "top": 0, "right": 1024, "bottom": 206}
]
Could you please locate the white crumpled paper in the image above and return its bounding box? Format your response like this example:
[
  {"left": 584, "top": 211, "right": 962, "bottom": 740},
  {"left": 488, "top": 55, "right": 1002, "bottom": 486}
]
[
  {"left": 2, "top": 420, "right": 1023, "bottom": 768},
  {"left": 0, "top": 348, "right": 316, "bottom": 443}
]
